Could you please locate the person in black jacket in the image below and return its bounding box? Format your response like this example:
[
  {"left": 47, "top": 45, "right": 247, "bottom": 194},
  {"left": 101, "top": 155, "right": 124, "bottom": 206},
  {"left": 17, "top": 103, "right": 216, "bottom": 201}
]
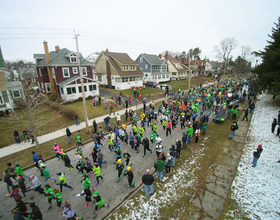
[
  {"left": 63, "top": 154, "right": 74, "bottom": 170},
  {"left": 17, "top": 176, "right": 27, "bottom": 197},
  {"left": 252, "top": 144, "right": 263, "bottom": 167},
  {"left": 182, "top": 132, "right": 187, "bottom": 149},
  {"left": 14, "top": 199, "right": 28, "bottom": 217},
  {"left": 66, "top": 127, "right": 72, "bottom": 144},
  {"left": 28, "top": 202, "right": 42, "bottom": 220},
  {"left": 175, "top": 139, "right": 182, "bottom": 158},
  {"left": 124, "top": 167, "right": 135, "bottom": 188},
  {"left": 241, "top": 108, "right": 249, "bottom": 121},
  {"left": 142, "top": 137, "right": 153, "bottom": 158},
  {"left": 271, "top": 118, "right": 277, "bottom": 133},
  {"left": 92, "top": 120, "right": 97, "bottom": 134},
  {"left": 2, "top": 172, "right": 14, "bottom": 194},
  {"left": 229, "top": 121, "right": 238, "bottom": 139},
  {"left": 142, "top": 169, "right": 154, "bottom": 197}
]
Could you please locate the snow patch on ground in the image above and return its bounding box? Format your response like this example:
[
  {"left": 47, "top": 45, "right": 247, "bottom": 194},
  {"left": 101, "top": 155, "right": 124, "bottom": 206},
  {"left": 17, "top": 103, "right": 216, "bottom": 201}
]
[
  {"left": 225, "top": 94, "right": 280, "bottom": 219},
  {"left": 112, "top": 142, "right": 208, "bottom": 219}
]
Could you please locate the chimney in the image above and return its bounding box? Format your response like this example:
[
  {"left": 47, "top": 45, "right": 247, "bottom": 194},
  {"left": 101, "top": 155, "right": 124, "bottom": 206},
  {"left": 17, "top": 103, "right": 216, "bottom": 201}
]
[
  {"left": 159, "top": 54, "right": 162, "bottom": 59},
  {"left": 165, "top": 51, "right": 168, "bottom": 60},
  {"left": 55, "top": 45, "right": 60, "bottom": 52},
  {"left": 105, "top": 48, "right": 109, "bottom": 57}
]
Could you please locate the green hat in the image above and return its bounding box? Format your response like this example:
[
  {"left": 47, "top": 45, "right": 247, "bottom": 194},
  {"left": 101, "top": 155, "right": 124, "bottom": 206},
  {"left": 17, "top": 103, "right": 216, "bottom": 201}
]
[{"left": 93, "top": 191, "right": 99, "bottom": 197}]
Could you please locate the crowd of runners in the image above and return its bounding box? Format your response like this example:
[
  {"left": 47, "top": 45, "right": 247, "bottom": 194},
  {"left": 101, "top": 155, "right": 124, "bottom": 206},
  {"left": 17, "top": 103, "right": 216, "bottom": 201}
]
[{"left": 2, "top": 76, "right": 258, "bottom": 219}]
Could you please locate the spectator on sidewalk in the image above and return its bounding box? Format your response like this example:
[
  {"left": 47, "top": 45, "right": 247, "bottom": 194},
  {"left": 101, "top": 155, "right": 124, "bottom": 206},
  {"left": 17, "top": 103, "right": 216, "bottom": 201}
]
[
  {"left": 74, "top": 113, "right": 80, "bottom": 126},
  {"left": 154, "top": 157, "right": 165, "bottom": 180},
  {"left": 66, "top": 127, "right": 72, "bottom": 144},
  {"left": 141, "top": 169, "right": 154, "bottom": 197},
  {"left": 14, "top": 129, "right": 21, "bottom": 144},
  {"left": 241, "top": 108, "right": 249, "bottom": 121},
  {"left": 229, "top": 121, "right": 238, "bottom": 139},
  {"left": 252, "top": 144, "right": 263, "bottom": 167}
]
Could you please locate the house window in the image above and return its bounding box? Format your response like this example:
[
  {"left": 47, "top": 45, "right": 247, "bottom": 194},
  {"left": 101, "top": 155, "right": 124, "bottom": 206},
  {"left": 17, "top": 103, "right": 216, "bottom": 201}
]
[
  {"left": 0, "top": 92, "right": 4, "bottom": 104},
  {"left": 72, "top": 67, "right": 78, "bottom": 74},
  {"left": 130, "top": 65, "right": 136, "bottom": 70},
  {"left": 158, "top": 75, "right": 161, "bottom": 79},
  {"left": 78, "top": 86, "right": 87, "bottom": 93},
  {"left": 45, "top": 83, "right": 51, "bottom": 93},
  {"left": 162, "top": 65, "right": 167, "bottom": 70},
  {"left": 39, "top": 68, "right": 42, "bottom": 77},
  {"left": 115, "top": 77, "right": 121, "bottom": 83},
  {"left": 102, "top": 57, "right": 105, "bottom": 62},
  {"left": 129, "top": 77, "right": 135, "bottom": 81},
  {"left": 61, "top": 87, "right": 64, "bottom": 94},
  {"left": 162, "top": 74, "right": 165, "bottom": 79},
  {"left": 70, "top": 54, "right": 77, "bottom": 63},
  {"left": 67, "top": 87, "right": 76, "bottom": 95},
  {"left": 145, "top": 64, "right": 148, "bottom": 69},
  {"left": 172, "top": 72, "right": 177, "bottom": 76},
  {"left": 63, "top": 68, "right": 70, "bottom": 78},
  {"left": 122, "top": 77, "right": 128, "bottom": 82},
  {"left": 140, "top": 57, "right": 143, "bottom": 62},
  {"left": 41, "top": 82, "right": 45, "bottom": 92},
  {"left": 81, "top": 67, "right": 87, "bottom": 76},
  {"left": 152, "top": 75, "right": 156, "bottom": 79},
  {"left": 123, "top": 65, "right": 128, "bottom": 71},
  {"left": 104, "top": 65, "right": 106, "bottom": 71},
  {"left": 89, "top": 85, "right": 97, "bottom": 91},
  {"left": 98, "top": 76, "right": 102, "bottom": 81}
]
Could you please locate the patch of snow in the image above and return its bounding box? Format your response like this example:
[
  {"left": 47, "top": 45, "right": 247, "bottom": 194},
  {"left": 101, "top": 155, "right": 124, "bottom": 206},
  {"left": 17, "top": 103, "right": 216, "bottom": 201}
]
[{"left": 225, "top": 94, "right": 280, "bottom": 219}]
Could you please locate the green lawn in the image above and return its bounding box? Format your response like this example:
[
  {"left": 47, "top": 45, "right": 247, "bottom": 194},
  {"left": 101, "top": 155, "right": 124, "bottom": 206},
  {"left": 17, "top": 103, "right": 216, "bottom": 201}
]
[
  {"left": 100, "top": 87, "right": 163, "bottom": 98},
  {"left": 165, "top": 77, "right": 213, "bottom": 91}
]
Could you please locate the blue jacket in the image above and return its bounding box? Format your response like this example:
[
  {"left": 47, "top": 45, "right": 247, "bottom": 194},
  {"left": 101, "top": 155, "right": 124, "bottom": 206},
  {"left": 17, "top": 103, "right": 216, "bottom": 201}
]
[
  {"left": 33, "top": 153, "right": 39, "bottom": 163},
  {"left": 182, "top": 134, "right": 187, "bottom": 143}
]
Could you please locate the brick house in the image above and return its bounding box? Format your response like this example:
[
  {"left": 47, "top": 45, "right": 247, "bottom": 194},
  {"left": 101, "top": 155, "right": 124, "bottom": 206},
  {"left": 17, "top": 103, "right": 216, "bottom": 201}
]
[{"left": 34, "top": 44, "right": 99, "bottom": 101}]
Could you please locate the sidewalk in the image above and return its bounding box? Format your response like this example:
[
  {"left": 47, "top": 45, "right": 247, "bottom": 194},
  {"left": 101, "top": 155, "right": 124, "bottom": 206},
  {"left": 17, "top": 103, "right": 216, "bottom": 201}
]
[{"left": 0, "top": 97, "right": 165, "bottom": 158}]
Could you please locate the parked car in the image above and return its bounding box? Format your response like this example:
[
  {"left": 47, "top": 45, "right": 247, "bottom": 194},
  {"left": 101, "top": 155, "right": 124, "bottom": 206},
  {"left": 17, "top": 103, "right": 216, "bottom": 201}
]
[{"left": 156, "top": 84, "right": 172, "bottom": 91}]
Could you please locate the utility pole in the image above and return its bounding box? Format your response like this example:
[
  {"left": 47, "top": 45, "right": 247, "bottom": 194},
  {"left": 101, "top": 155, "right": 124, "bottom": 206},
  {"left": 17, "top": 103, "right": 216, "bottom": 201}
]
[
  {"left": 74, "top": 31, "right": 89, "bottom": 133},
  {"left": 188, "top": 50, "right": 191, "bottom": 89}
]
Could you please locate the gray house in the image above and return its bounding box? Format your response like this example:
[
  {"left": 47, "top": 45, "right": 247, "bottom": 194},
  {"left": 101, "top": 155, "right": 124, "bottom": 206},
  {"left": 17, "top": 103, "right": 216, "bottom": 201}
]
[{"left": 135, "top": 53, "right": 169, "bottom": 83}]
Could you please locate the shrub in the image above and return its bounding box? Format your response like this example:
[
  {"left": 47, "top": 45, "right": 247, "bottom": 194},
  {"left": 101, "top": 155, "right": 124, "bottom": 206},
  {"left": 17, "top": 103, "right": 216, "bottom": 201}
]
[
  {"left": 47, "top": 101, "right": 75, "bottom": 120},
  {"left": 78, "top": 97, "right": 83, "bottom": 101}
]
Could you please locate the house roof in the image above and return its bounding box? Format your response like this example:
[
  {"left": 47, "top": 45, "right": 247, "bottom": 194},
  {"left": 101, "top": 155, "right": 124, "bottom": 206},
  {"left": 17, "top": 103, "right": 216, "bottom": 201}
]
[
  {"left": 33, "top": 54, "right": 45, "bottom": 59},
  {"left": 35, "top": 48, "right": 94, "bottom": 67},
  {"left": 190, "top": 60, "right": 205, "bottom": 66},
  {"left": 0, "top": 47, "right": 6, "bottom": 68},
  {"left": 57, "top": 75, "right": 96, "bottom": 87},
  {"left": 102, "top": 51, "right": 143, "bottom": 77},
  {"left": 141, "top": 54, "right": 166, "bottom": 65},
  {"left": 166, "top": 55, "right": 187, "bottom": 72}
]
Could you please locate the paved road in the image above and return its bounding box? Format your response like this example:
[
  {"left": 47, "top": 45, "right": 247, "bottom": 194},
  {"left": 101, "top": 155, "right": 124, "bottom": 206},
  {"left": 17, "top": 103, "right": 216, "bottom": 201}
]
[{"left": 0, "top": 109, "right": 198, "bottom": 219}]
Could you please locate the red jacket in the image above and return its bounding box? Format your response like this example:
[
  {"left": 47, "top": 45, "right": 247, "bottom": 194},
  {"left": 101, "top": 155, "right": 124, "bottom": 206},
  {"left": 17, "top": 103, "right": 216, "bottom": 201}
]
[{"left": 167, "top": 122, "right": 171, "bottom": 129}]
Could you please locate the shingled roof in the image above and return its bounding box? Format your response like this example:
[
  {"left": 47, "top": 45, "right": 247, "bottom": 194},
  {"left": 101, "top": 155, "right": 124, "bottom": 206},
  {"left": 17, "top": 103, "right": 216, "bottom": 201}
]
[
  {"left": 141, "top": 54, "right": 166, "bottom": 65},
  {"left": 36, "top": 48, "right": 94, "bottom": 67},
  {"left": 103, "top": 51, "right": 143, "bottom": 77}
]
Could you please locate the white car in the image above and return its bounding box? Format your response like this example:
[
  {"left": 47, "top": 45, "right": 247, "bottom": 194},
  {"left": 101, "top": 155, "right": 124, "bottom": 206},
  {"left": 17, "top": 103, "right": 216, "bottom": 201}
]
[{"left": 156, "top": 84, "right": 172, "bottom": 91}]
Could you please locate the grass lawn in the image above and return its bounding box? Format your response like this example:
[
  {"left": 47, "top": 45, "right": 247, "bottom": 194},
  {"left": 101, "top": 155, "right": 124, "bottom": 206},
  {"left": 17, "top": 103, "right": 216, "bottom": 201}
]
[
  {"left": 100, "top": 87, "right": 163, "bottom": 98},
  {"left": 165, "top": 77, "right": 213, "bottom": 91},
  {"left": 0, "top": 108, "right": 73, "bottom": 149}
]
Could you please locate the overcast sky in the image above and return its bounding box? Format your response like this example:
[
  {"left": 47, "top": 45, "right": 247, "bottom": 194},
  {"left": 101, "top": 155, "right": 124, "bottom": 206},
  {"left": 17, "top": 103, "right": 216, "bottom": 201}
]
[{"left": 0, "top": 0, "right": 279, "bottom": 65}]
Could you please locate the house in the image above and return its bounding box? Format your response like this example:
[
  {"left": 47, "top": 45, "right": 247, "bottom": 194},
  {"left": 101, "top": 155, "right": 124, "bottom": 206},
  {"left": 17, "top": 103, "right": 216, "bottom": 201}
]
[
  {"left": 0, "top": 46, "right": 23, "bottom": 112},
  {"left": 159, "top": 52, "right": 188, "bottom": 80},
  {"left": 95, "top": 49, "right": 144, "bottom": 90},
  {"left": 135, "top": 53, "right": 169, "bottom": 83},
  {"left": 34, "top": 42, "right": 99, "bottom": 101},
  {"left": 209, "top": 61, "right": 222, "bottom": 76}
]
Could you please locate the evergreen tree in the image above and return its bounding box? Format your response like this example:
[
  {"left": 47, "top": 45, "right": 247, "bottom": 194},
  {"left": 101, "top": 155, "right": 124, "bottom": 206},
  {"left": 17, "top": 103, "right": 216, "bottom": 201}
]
[{"left": 254, "top": 17, "right": 280, "bottom": 95}]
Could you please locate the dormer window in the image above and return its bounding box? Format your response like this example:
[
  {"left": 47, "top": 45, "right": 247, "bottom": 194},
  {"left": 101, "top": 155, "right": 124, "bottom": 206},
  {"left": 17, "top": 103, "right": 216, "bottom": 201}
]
[
  {"left": 130, "top": 65, "right": 136, "bottom": 70},
  {"left": 140, "top": 57, "right": 143, "bottom": 62},
  {"left": 123, "top": 65, "right": 129, "bottom": 71},
  {"left": 70, "top": 53, "right": 77, "bottom": 63}
]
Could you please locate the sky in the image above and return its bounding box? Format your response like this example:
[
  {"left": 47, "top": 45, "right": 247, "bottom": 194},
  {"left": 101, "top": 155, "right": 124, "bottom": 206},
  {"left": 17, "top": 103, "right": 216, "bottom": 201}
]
[{"left": 0, "top": 0, "right": 279, "bottom": 65}]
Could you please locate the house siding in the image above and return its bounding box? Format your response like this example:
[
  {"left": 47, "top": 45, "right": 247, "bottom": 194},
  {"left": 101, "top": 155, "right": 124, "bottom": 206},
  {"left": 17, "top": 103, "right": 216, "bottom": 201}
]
[{"left": 136, "top": 55, "right": 151, "bottom": 73}]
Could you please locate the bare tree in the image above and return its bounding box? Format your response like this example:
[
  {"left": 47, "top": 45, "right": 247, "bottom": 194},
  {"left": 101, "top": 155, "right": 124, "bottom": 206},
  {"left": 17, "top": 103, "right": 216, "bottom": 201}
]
[
  {"left": 241, "top": 45, "right": 252, "bottom": 60},
  {"left": 1, "top": 64, "right": 61, "bottom": 148},
  {"left": 213, "top": 38, "right": 238, "bottom": 74}
]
